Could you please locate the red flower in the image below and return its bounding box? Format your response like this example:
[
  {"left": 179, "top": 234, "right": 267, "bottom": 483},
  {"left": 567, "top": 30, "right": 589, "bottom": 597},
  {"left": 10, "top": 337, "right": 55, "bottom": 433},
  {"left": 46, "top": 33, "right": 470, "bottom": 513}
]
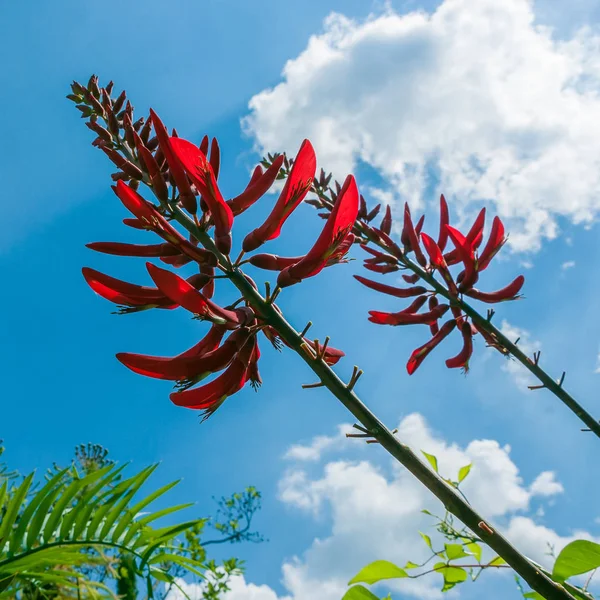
[
  {"left": 277, "top": 174, "right": 359, "bottom": 287},
  {"left": 82, "top": 267, "right": 177, "bottom": 313},
  {"left": 86, "top": 242, "right": 181, "bottom": 258},
  {"left": 169, "top": 336, "right": 260, "bottom": 420},
  {"left": 368, "top": 303, "right": 448, "bottom": 326},
  {"left": 354, "top": 275, "right": 427, "bottom": 299},
  {"left": 445, "top": 321, "right": 474, "bottom": 372},
  {"left": 168, "top": 137, "right": 235, "bottom": 254},
  {"left": 243, "top": 140, "right": 316, "bottom": 252},
  {"left": 149, "top": 109, "right": 197, "bottom": 214},
  {"left": 228, "top": 155, "right": 285, "bottom": 216},
  {"left": 113, "top": 181, "right": 216, "bottom": 266},
  {"left": 146, "top": 263, "right": 246, "bottom": 328},
  {"left": 407, "top": 319, "right": 456, "bottom": 374},
  {"left": 477, "top": 216, "right": 506, "bottom": 271},
  {"left": 117, "top": 327, "right": 252, "bottom": 383}
]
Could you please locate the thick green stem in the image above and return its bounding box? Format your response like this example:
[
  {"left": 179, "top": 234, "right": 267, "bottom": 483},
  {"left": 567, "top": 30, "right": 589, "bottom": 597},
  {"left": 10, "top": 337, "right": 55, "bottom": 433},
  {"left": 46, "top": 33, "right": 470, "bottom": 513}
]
[{"left": 170, "top": 208, "right": 574, "bottom": 600}]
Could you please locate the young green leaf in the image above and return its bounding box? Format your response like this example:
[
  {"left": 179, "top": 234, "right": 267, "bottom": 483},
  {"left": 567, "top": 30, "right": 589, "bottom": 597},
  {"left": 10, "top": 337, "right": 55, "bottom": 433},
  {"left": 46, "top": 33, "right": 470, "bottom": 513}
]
[
  {"left": 458, "top": 463, "right": 472, "bottom": 483},
  {"left": 553, "top": 540, "right": 600, "bottom": 582},
  {"left": 421, "top": 451, "right": 439, "bottom": 473},
  {"left": 342, "top": 585, "right": 380, "bottom": 600},
  {"left": 348, "top": 560, "right": 408, "bottom": 585}
]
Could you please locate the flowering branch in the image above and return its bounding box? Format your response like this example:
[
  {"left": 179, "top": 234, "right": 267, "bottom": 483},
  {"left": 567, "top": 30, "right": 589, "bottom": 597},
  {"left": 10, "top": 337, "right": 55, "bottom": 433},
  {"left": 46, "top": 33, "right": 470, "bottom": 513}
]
[
  {"left": 70, "top": 76, "right": 575, "bottom": 600},
  {"left": 289, "top": 164, "right": 600, "bottom": 440}
]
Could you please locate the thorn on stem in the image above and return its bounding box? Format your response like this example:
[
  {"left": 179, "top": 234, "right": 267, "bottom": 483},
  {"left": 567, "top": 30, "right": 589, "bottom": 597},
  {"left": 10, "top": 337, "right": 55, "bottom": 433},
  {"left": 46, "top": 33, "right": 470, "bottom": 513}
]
[
  {"left": 558, "top": 371, "right": 566, "bottom": 387},
  {"left": 302, "top": 381, "right": 325, "bottom": 389},
  {"left": 533, "top": 351, "right": 541, "bottom": 365},
  {"left": 300, "top": 321, "right": 312, "bottom": 337},
  {"left": 346, "top": 366, "right": 364, "bottom": 391},
  {"left": 527, "top": 384, "right": 546, "bottom": 391}
]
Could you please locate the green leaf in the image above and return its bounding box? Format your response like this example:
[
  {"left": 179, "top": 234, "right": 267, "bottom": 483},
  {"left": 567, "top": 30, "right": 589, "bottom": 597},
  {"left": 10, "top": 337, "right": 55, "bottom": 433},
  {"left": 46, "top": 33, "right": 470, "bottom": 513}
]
[
  {"left": 0, "top": 473, "right": 34, "bottom": 553},
  {"left": 421, "top": 451, "right": 439, "bottom": 473},
  {"left": 524, "top": 593, "right": 545, "bottom": 599},
  {"left": 348, "top": 560, "right": 408, "bottom": 585},
  {"left": 458, "top": 463, "right": 472, "bottom": 483},
  {"left": 553, "top": 540, "right": 600, "bottom": 582},
  {"left": 434, "top": 563, "right": 468, "bottom": 591},
  {"left": 404, "top": 561, "right": 419, "bottom": 569},
  {"left": 342, "top": 585, "right": 380, "bottom": 600},
  {"left": 488, "top": 556, "right": 507, "bottom": 567},
  {"left": 465, "top": 542, "right": 482, "bottom": 563},
  {"left": 419, "top": 532, "right": 433, "bottom": 550},
  {"left": 445, "top": 543, "right": 469, "bottom": 560}
]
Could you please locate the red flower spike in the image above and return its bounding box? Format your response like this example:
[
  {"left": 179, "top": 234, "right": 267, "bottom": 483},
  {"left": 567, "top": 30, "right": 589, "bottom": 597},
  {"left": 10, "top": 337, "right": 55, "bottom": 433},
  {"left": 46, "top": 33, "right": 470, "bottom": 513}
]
[
  {"left": 242, "top": 140, "right": 316, "bottom": 252},
  {"left": 168, "top": 137, "right": 234, "bottom": 254},
  {"left": 464, "top": 275, "right": 525, "bottom": 303},
  {"left": 368, "top": 303, "right": 448, "bottom": 326},
  {"left": 82, "top": 267, "right": 177, "bottom": 310},
  {"left": 86, "top": 242, "right": 181, "bottom": 258},
  {"left": 477, "top": 216, "right": 506, "bottom": 271},
  {"left": 228, "top": 155, "right": 285, "bottom": 216},
  {"left": 149, "top": 109, "right": 197, "bottom": 214},
  {"left": 146, "top": 263, "right": 240, "bottom": 327},
  {"left": 407, "top": 319, "right": 457, "bottom": 375},
  {"left": 169, "top": 337, "right": 259, "bottom": 417},
  {"left": 445, "top": 321, "right": 473, "bottom": 372},
  {"left": 403, "top": 204, "right": 428, "bottom": 267},
  {"left": 380, "top": 205, "right": 392, "bottom": 235},
  {"left": 354, "top": 275, "right": 427, "bottom": 299},
  {"left": 277, "top": 174, "right": 359, "bottom": 287},
  {"left": 117, "top": 327, "right": 252, "bottom": 381},
  {"left": 437, "top": 194, "right": 450, "bottom": 251}
]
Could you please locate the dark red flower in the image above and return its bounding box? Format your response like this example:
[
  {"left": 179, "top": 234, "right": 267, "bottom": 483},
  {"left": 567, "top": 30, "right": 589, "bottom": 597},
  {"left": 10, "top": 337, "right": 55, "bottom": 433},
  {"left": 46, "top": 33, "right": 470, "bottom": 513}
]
[
  {"left": 169, "top": 336, "right": 260, "bottom": 419},
  {"left": 86, "top": 242, "right": 181, "bottom": 258},
  {"left": 277, "top": 174, "right": 359, "bottom": 287},
  {"left": 146, "top": 263, "right": 244, "bottom": 328},
  {"left": 243, "top": 140, "right": 316, "bottom": 252},
  {"left": 168, "top": 137, "right": 234, "bottom": 254},
  {"left": 407, "top": 319, "right": 456, "bottom": 374},
  {"left": 113, "top": 180, "right": 216, "bottom": 266},
  {"left": 445, "top": 320, "right": 474, "bottom": 372},
  {"left": 149, "top": 109, "right": 197, "bottom": 214},
  {"left": 228, "top": 155, "right": 285, "bottom": 216}
]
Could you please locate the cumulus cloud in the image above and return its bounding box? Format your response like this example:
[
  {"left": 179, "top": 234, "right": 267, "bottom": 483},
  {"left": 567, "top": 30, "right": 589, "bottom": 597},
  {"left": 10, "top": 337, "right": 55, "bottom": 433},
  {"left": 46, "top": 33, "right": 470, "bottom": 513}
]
[
  {"left": 273, "top": 413, "right": 570, "bottom": 599},
  {"left": 166, "top": 412, "right": 591, "bottom": 600},
  {"left": 283, "top": 424, "right": 354, "bottom": 461},
  {"left": 243, "top": 0, "right": 600, "bottom": 252}
]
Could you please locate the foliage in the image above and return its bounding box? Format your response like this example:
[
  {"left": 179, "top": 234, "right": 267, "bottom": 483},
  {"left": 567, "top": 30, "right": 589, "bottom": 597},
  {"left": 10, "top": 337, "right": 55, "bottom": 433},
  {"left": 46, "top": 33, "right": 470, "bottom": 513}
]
[{"left": 0, "top": 443, "right": 262, "bottom": 599}]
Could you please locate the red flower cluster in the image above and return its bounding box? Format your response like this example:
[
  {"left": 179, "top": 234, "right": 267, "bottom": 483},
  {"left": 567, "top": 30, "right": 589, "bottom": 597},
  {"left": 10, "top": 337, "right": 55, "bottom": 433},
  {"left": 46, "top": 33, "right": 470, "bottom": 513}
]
[
  {"left": 356, "top": 196, "right": 524, "bottom": 374},
  {"left": 82, "top": 104, "right": 355, "bottom": 419}
]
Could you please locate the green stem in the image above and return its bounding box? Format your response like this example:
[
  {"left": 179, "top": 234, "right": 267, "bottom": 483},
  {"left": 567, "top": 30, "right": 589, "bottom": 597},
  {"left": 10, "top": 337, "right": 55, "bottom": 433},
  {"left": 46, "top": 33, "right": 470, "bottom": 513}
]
[{"left": 170, "top": 207, "right": 574, "bottom": 600}]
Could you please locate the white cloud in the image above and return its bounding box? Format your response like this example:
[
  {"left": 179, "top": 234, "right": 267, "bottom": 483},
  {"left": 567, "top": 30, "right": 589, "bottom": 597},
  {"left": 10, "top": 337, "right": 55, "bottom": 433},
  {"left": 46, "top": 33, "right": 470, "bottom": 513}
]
[
  {"left": 243, "top": 0, "right": 600, "bottom": 252},
  {"left": 167, "top": 413, "right": 593, "bottom": 600},
  {"left": 561, "top": 260, "right": 576, "bottom": 269},
  {"left": 273, "top": 413, "right": 573, "bottom": 599},
  {"left": 283, "top": 424, "right": 354, "bottom": 461},
  {"left": 499, "top": 319, "right": 542, "bottom": 388},
  {"left": 166, "top": 574, "right": 291, "bottom": 600},
  {"left": 529, "top": 471, "right": 564, "bottom": 496}
]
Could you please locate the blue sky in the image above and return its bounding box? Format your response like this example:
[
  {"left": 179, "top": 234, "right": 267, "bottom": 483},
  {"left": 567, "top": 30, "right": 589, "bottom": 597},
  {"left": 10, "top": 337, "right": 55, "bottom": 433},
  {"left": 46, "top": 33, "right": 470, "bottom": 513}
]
[{"left": 2, "top": 0, "right": 600, "bottom": 598}]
